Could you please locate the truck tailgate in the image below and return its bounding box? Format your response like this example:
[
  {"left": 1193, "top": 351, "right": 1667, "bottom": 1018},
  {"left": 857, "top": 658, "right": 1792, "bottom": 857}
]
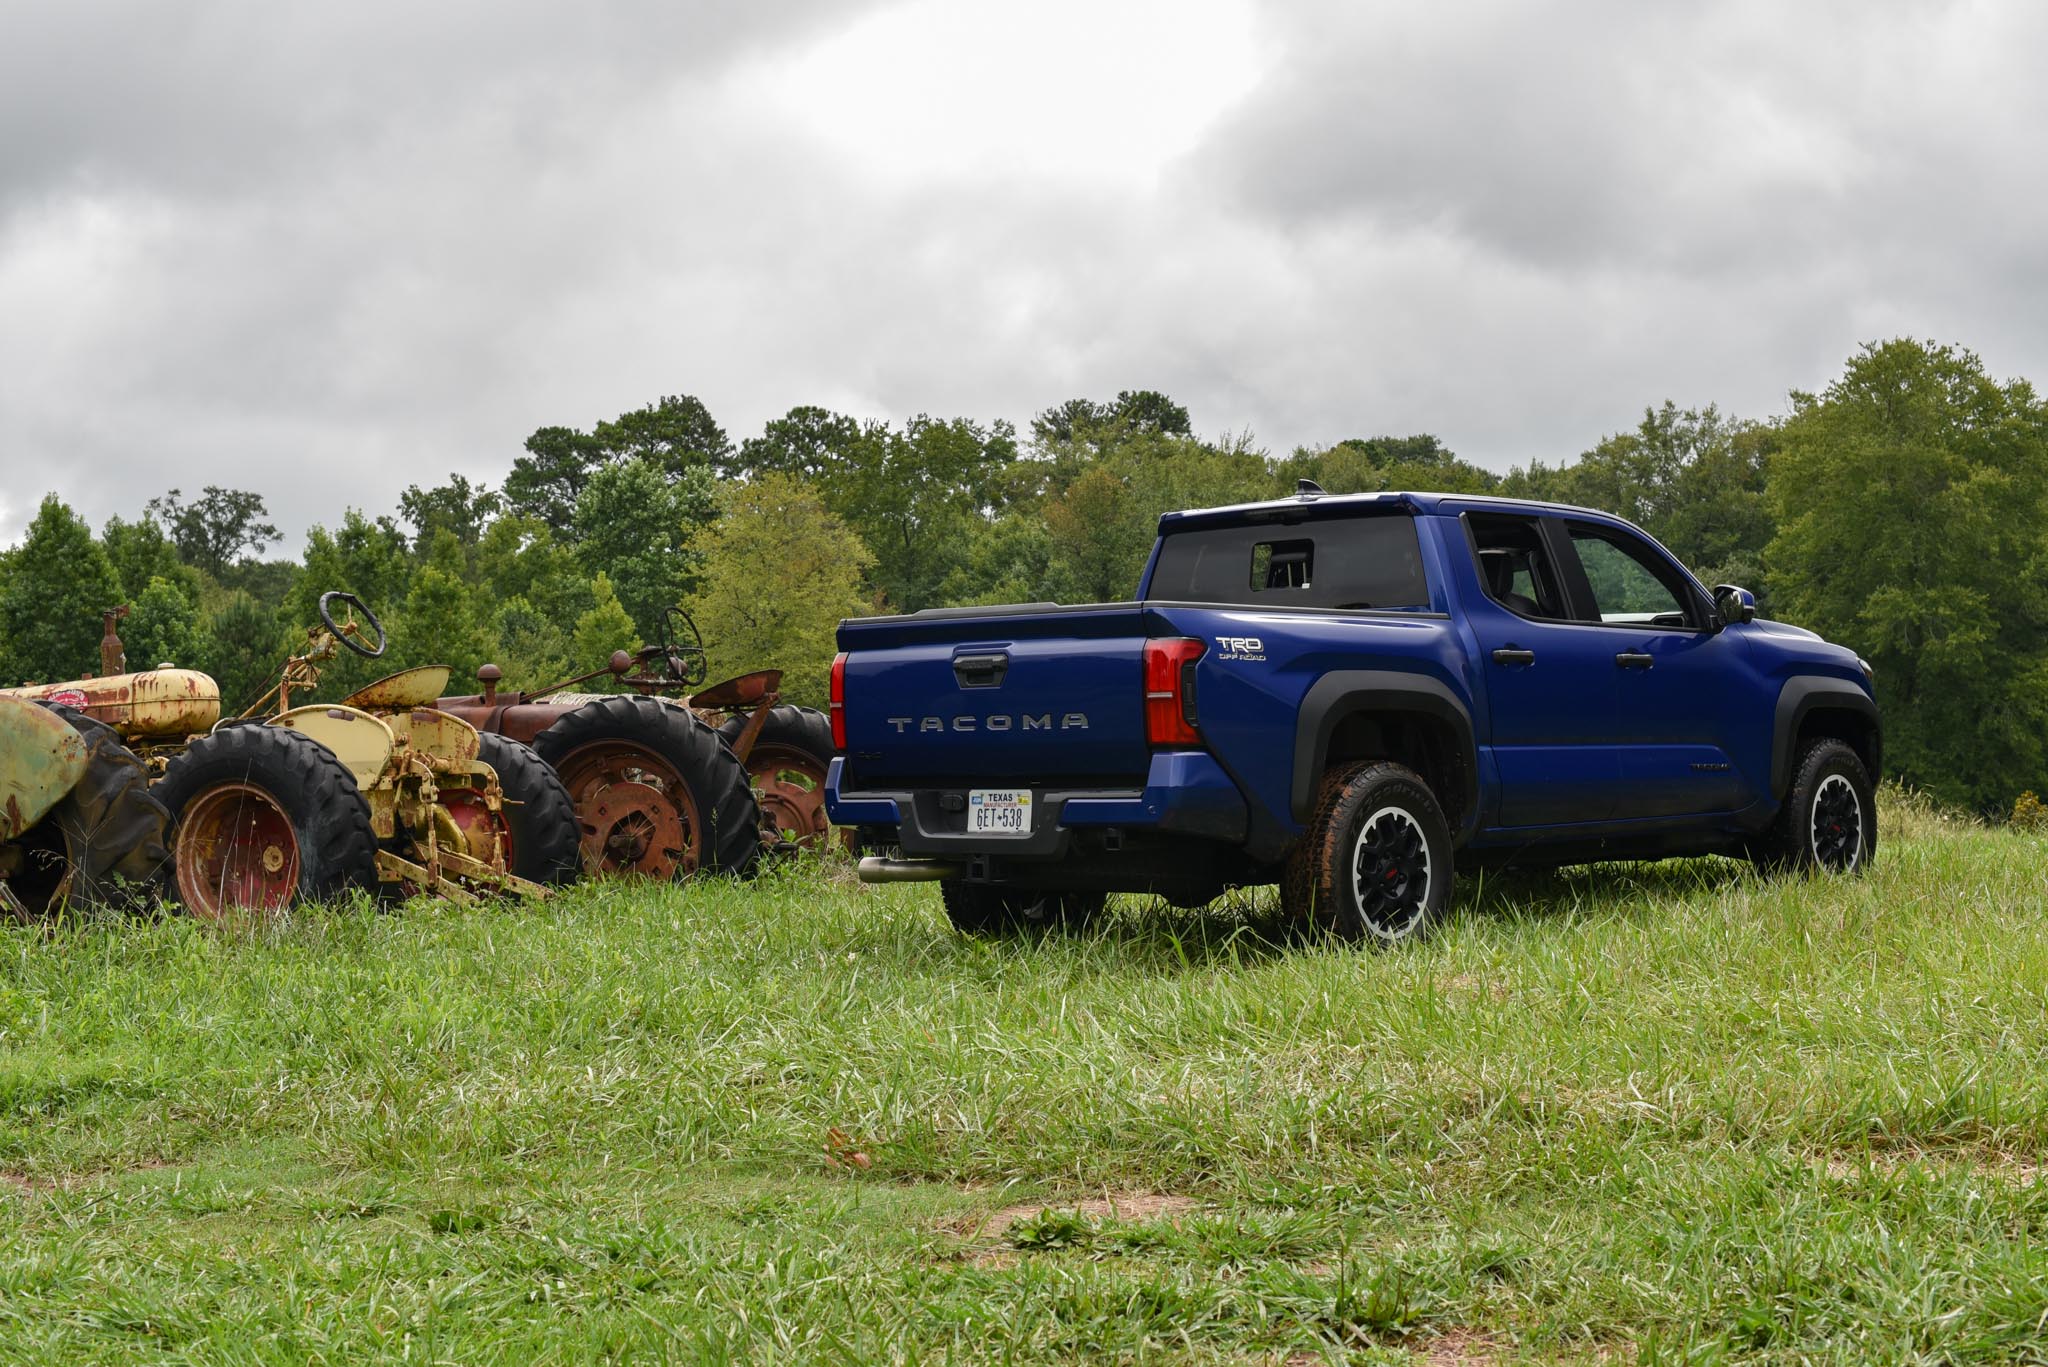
[{"left": 837, "top": 604, "right": 1152, "bottom": 787}]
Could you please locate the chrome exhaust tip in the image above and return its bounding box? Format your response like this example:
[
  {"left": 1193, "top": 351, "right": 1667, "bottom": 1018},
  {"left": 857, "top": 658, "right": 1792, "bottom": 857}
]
[{"left": 856, "top": 856, "right": 964, "bottom": 884}]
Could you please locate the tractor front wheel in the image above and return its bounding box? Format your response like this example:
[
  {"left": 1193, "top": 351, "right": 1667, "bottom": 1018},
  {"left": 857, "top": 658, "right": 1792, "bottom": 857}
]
[{"left": 155, "top": 725, "right": 377, "bottom": 918}]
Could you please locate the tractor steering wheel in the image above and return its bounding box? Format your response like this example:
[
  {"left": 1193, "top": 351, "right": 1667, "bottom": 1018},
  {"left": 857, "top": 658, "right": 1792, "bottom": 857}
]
[
  {"left": 659, "top": 606, "right": 708, "bottom": 687},
  {"left": 318, "top": 591, "right": 387, "bottom": 658}
]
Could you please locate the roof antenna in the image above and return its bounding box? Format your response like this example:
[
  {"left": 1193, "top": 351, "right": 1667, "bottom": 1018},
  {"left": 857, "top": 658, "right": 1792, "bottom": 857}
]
[{"left": 1295, "top": 478, "right": 1325, "bottom": 498}]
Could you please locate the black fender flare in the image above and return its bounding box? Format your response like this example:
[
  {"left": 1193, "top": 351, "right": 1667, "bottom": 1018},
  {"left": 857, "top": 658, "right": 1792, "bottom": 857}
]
[
  {"left": 1771, "top": 678, "right": 1881, "bottom": 798},
  {"left": 1291, "top": 671, "right": 1480, "bottom": 838}
]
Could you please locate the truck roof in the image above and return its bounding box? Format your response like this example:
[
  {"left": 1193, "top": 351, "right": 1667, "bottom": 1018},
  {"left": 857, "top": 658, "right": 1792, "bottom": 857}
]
[{"left": 1157, "top": 488, "right": 1621, "bottom": 532}]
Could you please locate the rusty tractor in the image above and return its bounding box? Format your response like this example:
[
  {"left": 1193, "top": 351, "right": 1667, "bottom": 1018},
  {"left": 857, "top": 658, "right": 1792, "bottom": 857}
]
[
  {"left": 2, "top": 593, "right": 580, "bottom": 917},
  {"left": 434, "top": 608, "right": 838, "bottom": 879},
  {"left": 0, "top": 695, "right": 170, "bottom": 917}
]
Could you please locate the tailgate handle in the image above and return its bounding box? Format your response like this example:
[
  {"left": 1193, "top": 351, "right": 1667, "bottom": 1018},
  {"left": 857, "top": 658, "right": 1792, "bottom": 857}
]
[{"left": 953, "top": 652, "right": 1009, "bottom": 688}]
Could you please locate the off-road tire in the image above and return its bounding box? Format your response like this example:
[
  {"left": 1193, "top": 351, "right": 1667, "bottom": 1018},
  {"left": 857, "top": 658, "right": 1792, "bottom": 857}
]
[
  {"left": 7, "top": 705, "right": 172, "bottom": 915},
  {"left": 156, "top": 724, "right": 378, "bottom": 914},
  {"left": 1281, "top": 761, "right": 1452, "bottom": 944},
  {"left": 938, "top": 882, "right": 1106, "bottom": 937},
  {"left": 716, "top": 705, "right": 834, "bottom": 769},
  {"left": 532, "top": 695, "right": 761, "bottom": 877},
  {"left": 716, "top": 705, "right": 838, "bottom": 849},
  {"left": 475, "top": 733, "right": 582, "bottom": 886},
  {"left": 1755, "top": 738, "right": 1876, "bottom": 875}
]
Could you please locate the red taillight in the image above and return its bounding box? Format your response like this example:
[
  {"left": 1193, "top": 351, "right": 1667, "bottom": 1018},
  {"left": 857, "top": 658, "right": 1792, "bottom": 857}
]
[
  {"left": 828, "top": 652, "right": 848, "bottom": 751},
  {"left": 1143, "top": 637, "right": 1204, "bottom": 747}
]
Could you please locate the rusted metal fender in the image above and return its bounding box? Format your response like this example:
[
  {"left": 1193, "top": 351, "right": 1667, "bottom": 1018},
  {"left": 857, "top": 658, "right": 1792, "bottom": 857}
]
[
  {"left": 689, "top": 670, "right": 783, "bottom": 710},
  {"left": 0, "top": 696, "right": 90, "bottom": 841},
  {"left": 433, "top": 695, "right": 582, "bottom": 747},
  {"left": 0, "top": 669, "right": 221, "bottom": 738},
  {"left": 272, "top": 704, "right": 397, "bottom": 790}
]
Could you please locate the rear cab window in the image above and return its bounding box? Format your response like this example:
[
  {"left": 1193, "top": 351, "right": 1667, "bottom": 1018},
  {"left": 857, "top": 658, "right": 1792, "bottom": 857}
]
[
  {"left": 1147, "top": 514, "right": 1432, "bottom": 610},
  {"left": 1466, "top": 513, "right": 1571, "bottom": 620}
]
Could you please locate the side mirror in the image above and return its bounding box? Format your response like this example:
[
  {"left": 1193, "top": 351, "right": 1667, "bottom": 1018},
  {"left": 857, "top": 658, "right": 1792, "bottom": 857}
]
[{"left": 1712, "top": 584, "right": 1757, "bottom": 627}]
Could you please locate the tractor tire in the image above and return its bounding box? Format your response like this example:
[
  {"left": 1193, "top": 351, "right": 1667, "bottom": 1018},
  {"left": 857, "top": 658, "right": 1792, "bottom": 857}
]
[
  {"left": 474, "top": 733, "right": 582, "bottom": 886},
  {"left": 532, "top": 695, "right": 760, "bottom": 880},
  {"left": 715, "top": 705, "right": 839, "bottom": 850},
  {"left": 1280, "top": 761, "right": 1452, "bottom": 945},
  {"left": 4, "top": 706, "right": 172, "bottom": 917},
  {"left": 938, "top": 882, "right": 1106, "bottom": 937},
  {"left": 1752, "top": 738, "right": 1877, "bottom": 876},
  {"left": 155, "top": 724, "right": 378, "bottom": 918}
]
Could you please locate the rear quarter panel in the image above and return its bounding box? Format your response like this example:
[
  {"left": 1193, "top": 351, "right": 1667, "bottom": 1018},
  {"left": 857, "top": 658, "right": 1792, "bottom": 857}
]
[{"left": 1149, "top": 603, "right": 1471, "bottom": 847}]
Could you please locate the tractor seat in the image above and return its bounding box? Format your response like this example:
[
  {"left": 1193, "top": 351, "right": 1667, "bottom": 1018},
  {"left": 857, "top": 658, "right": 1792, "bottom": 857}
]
[{"left": 340, "top": 665, "right": 452, "bottom": 711}]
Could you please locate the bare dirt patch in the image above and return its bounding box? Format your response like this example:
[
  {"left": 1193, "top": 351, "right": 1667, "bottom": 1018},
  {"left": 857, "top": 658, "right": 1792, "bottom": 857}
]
[
  {"left": 1813, "top": 1150, "right": 2045, "bottom": 1185},
  {"left": 1414, "top": 1330, "right": 1506, "bottom": 1364},
  {"left": 944, "top": 1190, "right": 1202, "bottom": 1242}
]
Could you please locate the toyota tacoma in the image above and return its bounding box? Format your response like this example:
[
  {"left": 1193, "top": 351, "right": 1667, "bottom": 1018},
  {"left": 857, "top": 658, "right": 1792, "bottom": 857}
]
[{"left": 825, "top": 486, "right": 1880, "bottom": 943}]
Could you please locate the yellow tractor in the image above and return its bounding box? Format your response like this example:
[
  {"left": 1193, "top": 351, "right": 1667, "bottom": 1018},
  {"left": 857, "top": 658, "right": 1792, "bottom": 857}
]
[{"left": 1, "top": 593, "right": 580, "bottom": 917}]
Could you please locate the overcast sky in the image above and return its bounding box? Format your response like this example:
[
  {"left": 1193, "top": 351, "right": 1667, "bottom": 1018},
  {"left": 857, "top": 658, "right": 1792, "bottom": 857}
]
[{"left": 3, "top": 1, "right": 2043, "bottom": 551}]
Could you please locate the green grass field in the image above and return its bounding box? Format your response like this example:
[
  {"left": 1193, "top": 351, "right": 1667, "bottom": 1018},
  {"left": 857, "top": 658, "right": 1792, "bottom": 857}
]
[{"left": 3, "top": 796, "right": 2046, "bottom": 1364}]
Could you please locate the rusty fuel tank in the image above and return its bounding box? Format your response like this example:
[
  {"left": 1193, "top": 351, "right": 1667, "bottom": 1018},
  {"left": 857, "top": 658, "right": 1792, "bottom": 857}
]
[{"left": 1, "top": 669, "right": 221, "bottom": 739}]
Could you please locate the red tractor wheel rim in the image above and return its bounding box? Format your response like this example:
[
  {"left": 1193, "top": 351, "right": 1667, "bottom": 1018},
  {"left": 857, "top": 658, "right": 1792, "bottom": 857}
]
[
  {"left": 746, "top": 743, "right": 840, "bottom": 850},
  {"left": 555, "top": 741, "right": 700, "bottom": 878},
  {"left": 176, "top": 782, "right": 300, "bottom": 919}
]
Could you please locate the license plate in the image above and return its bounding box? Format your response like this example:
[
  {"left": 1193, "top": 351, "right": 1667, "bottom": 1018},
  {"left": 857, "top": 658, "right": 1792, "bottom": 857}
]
[{"left": 967, "top": 789, "right": 1032, "bottom": 836}]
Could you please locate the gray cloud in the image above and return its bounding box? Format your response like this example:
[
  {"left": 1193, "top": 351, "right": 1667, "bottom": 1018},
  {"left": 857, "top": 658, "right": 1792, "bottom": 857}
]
[{"left": 3, "top": 1, "right": 2044, "bottom": 550}]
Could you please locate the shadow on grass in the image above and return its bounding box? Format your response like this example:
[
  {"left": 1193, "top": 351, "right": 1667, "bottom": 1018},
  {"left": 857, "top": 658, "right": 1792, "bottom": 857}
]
[{"left": 1051, "top": 855, "right": 1758, "bottom": 969}]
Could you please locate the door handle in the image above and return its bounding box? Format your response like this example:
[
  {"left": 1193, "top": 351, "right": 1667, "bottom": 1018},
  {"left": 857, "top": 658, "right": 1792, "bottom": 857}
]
[
  {"left": 1491, "top": 648, "right": 1536, "bottom": 666},
  {"left": 1615, "top": 652, "right": 1654, "bottom": 669}
]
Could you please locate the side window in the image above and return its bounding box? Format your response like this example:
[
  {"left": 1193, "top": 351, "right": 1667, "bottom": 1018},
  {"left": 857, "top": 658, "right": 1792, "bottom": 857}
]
[
  {"left": 1567, "top": 527, "right": 1693, "bottom": 627},
  {"left": 1467, "top": 514, "right": 1569, "bottom": 620}
]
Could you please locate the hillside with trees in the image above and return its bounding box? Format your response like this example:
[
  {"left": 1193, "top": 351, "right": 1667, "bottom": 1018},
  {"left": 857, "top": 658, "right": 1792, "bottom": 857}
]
[{"left": 2, "top": 339, "right": 2041, "bottom": 813}]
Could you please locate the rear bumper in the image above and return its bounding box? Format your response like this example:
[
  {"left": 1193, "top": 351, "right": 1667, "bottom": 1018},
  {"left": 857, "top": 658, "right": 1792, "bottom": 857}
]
[{"left": 825, "top": 750, "right": 1248, "bottom": 859}]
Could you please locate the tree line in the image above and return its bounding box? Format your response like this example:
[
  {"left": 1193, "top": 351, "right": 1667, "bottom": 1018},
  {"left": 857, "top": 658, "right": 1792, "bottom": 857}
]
[{"left": 1, "top": 338, "right": 2041, "bottom": 815}]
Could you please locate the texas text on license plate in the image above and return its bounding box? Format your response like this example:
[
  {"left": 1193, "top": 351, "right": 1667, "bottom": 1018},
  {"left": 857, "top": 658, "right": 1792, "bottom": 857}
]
[{"left": 967, "top": 789, "right": 1033, "bottom": 836}]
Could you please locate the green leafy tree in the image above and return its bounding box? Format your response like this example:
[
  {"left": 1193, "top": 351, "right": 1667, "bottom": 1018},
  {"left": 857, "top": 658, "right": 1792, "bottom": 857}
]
[
  {"left": 939, "top": 512, "right": 1061, "bottom": 606},
  {"left": 1043, "top": 465, "right": 1144, "bottom": 603},
  {"left": 1276, "top": 434, "right": 1499, "bottom": 496},
  {"left": 684, "top": 474, "right": 875, "bottom": 705},
  {"left": 0, "top": 495, "right": 124, "bottom": 683},
  {"left": 102, "top": 514, "right": 199, "bottom": 604},
  {"left": 571, "top": 574, "right": 642, "bottom": 693},
  {"left": 399, "top": 474, "right": 503, "bottom": 555},
  {"left": 196, "top": 592, "right": 290, "bottom": 715},
  {"left": 504, "top": 426, "right": 604, "bottom": 536},
  {"left": 391, "top": 531, "right": 496, "bottom": 683},
  {"left": 476, "top": 515, "right": 593, "bottom": 629},
  {"left": 220, "top": 559, "right": 301, "bottom": 613},
  {"left": 1031, "top": 389, "right": 1193, "bottom": 447},
  {"left": 571, "top": 457, "right": 717, "bottom": 639},
  {"left": 739, "top": 408, "right": 1017, "bottom": 611},
  {"left": 737, "top": 405, "right": 866, "bottom": 482},
  {"left": 124, "top": 575, "right": 207, "bottom": 670},
  {"left": 1767, "top": 340, "right": 2048, "bottom": 810},
  {"left": 592, "top": 394, "right": 733, "bottom": 480},
  {"left": 144, "top": 486, "right": 279, "bottom": 578},
  {"left": 489, "top": 596, "right": 580, "bottom": 693}
]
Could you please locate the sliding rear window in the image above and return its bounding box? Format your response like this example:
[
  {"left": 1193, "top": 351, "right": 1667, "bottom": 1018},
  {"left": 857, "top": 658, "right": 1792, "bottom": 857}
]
[{"left": 1148, "top": 514, "right": 1431, "bottom": 610}]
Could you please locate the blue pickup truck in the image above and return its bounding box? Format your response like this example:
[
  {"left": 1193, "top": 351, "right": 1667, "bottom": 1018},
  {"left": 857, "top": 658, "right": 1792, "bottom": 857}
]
[{"left": 825, "top": 486, "right": 1880, "bottom": 943}]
